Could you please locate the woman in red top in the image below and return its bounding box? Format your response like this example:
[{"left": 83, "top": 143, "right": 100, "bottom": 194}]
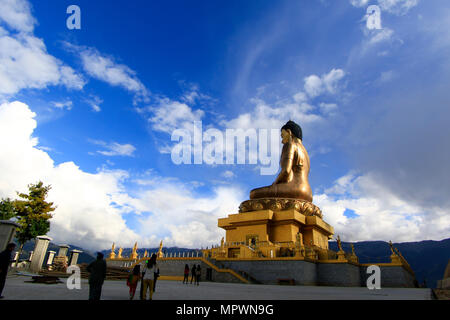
[{"left": 127, "top": 265, "right": 141, "bottom": 300}]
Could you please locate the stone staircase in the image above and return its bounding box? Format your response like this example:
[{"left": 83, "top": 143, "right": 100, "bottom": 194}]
[{"left": 206, "top": 257, "right": 261, "bottom": 284}]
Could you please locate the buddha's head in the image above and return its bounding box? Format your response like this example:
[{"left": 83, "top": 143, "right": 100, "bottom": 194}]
[{"left": 281, "top": 120, "right": 302, "bottom": 144}]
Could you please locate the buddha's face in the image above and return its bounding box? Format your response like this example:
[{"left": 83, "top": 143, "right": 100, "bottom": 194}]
[{"left": 281, "top": 129, "right": 290, "bottom": 144}]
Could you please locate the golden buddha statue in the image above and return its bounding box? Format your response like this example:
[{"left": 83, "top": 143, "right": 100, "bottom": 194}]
[{"left": 250, "top": 120, "right": 312, "bottom": 202}]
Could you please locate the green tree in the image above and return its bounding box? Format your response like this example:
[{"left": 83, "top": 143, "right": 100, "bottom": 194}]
[
  {"left": 13, "top": 181, "right": 56, "bottom": 261},
  {"left": 0, "top": 197, "right": 17, "bottom": 220}
]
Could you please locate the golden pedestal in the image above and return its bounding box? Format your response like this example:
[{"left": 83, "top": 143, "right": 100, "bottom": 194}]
[{"left": 218, "top": 203, "right": 334, "bottom": 258}]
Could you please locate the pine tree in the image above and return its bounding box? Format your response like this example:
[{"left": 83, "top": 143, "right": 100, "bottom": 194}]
[{"left": 13, "top": 181, "right": 56, "bottom": 262}]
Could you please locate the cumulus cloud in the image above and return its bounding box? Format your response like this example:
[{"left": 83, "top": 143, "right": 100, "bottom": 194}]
[
  {"left": 304, "top": 69, "right": 346, "bottom": 98},
  {"left": 315, "top": 172, "right": 450, "bottom": 242},
  {"left": 132, "top": 182, "right": 244, "bottom": 248},
  {"left": 0, "top": 100, "right": 244, "bottom": 250},
  {"left": 0, "top": 101, "right": 139, "bottom": 250},
  {"left": 148, "top": 97, "right": 205, "bottom": 134},
  {"left": 0, "top": 0, "right": 36, "bottom": 33},
  {"left": 0, "top": 1, "right": 85, "bottom": 97}
]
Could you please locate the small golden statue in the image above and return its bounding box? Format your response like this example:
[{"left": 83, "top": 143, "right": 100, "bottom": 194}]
[
  {"left": 131, "top": 242, "right": 138, "bottom": 259},
  {"left": 389, "top": 240, "right": 396, "bottom": 255},
  {"left": 337, "top": 235, "right": 343, "bottom": 252},
  {"left": 250, "top": 120, "right": 312, "bottom": 202},
  {"left": 157, "top": 240, "right": 164, "bottom": 258},
  {"left": 118, "top": 247, "right": 123, "bottom": 259},
  {"left": 144, "top": 250, "right": 148, "bottom": 257},
  {"left": 109, "top": 242, "right": 116, "bottom": 259}
]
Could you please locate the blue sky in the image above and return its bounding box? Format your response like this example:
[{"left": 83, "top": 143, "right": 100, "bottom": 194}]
[{"left": 0, "top": 0, "right": 449, "bottom": 251}]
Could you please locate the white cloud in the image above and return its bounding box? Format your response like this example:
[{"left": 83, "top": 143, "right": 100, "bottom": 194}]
[
  {"left": 350, "top": 0, "right": 419, "bottom": 15},
  {"left": 51, "top": 101, "right": 73, "bottom": 111},
  {"left": 65, "top": 43, "right": 149, "bottom": 105},
  {"left": 316, "top": 172, "right": 450, "bottom": 242},
  {"left": 368, "top": 28, "right": 394, "bottom": 45},
  {"left": 0, "top": 33, "right": 85, "bottom": 96},
  {"left": 319, "top": 102, "right": 338, "bottom": 115},
  {"left": 84, "top": 95, "right": 103, "bottom": 112},
  {"left": 0, "top": 1, "right": 85, "bottom": 97},
  {"left": 0, "top": 101, "right": 139, "bottom": 250},
  {"left": 132, "top": 182, "right": 243, "bottom": 248},
  {"left": 90, "top": 140, "right": 136, "bottom": 157},
  {"left": 0, "top": 100, "right": 246, "bottom": 250},
  {"left": 350, "top": 0, "right": 370, "bottom": 8},
  {"left": 0, "top": 0, "right": 36, "bottom": 33},
  {"left": 221, "top": 170, "right": 235, "bottom": 179},
  {"left": 304, "top": 69, "right": 346, "bottom": 98},
  {"left": 148, "top": 97, "right": 204, "bottom": 134},
  {"left": 377, "top": 0, "right": 419, "bottom": 15}
]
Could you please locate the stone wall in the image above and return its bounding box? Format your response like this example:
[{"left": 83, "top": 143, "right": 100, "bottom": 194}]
[
  {"left": 316, "top": 263, "right": 361, "bottom": 286},
  {"left": 107, "top": 258, "right": 416, "bottom": 287},
  {"left": 218, "top": 260, "right": 317, "bottom": 285},
  {"left": 360, "top": 265, "right": 416, "bottom": 288}
]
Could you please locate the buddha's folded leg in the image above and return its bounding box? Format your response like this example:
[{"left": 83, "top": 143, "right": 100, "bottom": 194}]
[{"left": 250, "top": 185, "right": 274, "bottom": 199}]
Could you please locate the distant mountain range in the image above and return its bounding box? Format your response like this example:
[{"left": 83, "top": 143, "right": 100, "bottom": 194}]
[
  {"left": 329, "top": 238, "right": 450, "bottom": 288},
  {"left": 17, "top": 238, "right": 449, "bottom": 288}
]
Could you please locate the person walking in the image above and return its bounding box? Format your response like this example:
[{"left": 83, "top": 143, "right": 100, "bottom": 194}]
[
  {"left": 153, "top": 263, "right": 160, "bottom": 293},
  {"left": 195, "top": 264, "right": 201, "bottom": 286},
  {"left": 0, "top": 243, "right": 16, "bottom": 299},
  {"left": 87, "top": 252, "right": 107, "bottom": 300},
  {"left": 141, "top": 254, "right": 158, "bottom": 300},
  {"left": 127, "top": 264, "right": 140, "bottom": 300},
  {"left": 183, "top": 264, "right": 189, "bottom": 284},
  {"left": 190, "top": 264, "right": 196, "bottom": 284}
]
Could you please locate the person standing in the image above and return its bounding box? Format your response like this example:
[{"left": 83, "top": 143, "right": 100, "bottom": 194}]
[
  {"left": 127, "top": 264, "right": 141, "bottom": 300},
  {"left": 195, "top": 264, "right": 201, "bottom": 286},
  {"left": 87, "top": 252, "right": 107, "bottom": 300},
  {"left": 190, "top": 264, "right": 196, "bottom": 284},
  {"left": 183, "top": 264, "right": 189, "bottom": 284},
  {"left": 141, "top": 254, "right": 158, "bottom": 300},
  {"left": 153, "top": 263, "right": 160, "bottom": 293},
  {"left": 0, "top": 243, "right": 16, "bottom": 299}
]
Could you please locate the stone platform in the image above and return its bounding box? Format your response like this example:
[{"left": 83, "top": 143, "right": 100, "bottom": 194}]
[{"left": 1, "top": 275, "right": 432, "bottom": 300}]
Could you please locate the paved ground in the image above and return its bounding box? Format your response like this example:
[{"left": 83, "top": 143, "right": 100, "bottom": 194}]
[{"left": 2, "top": 275, "right": 432, "bottom": 300}]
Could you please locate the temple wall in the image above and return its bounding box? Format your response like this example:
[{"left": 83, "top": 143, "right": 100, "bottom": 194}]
[
  {"left": 317, "top": 263, "right": 361, "bottom": 287},
  {"left": 107, "top": 257, "right": 416, "bottom": 287},
  {"left": 218, "top": 260, "right": 317, "bottom": 285},
  {"left": 360, "top": 265, "right": 417, "bottom": 288}
]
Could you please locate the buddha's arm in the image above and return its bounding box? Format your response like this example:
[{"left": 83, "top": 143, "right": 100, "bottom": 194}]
[{"left": 273, "top": 143, "right": 294, "bottom": 184}]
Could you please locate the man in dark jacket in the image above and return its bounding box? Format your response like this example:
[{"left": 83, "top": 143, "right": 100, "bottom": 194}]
[
  {"left": 0, "top": 243, "right": 16, "bottom": 299},
  {"left": 87, "top": 252, "right": 107, "bottom": 300}
]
